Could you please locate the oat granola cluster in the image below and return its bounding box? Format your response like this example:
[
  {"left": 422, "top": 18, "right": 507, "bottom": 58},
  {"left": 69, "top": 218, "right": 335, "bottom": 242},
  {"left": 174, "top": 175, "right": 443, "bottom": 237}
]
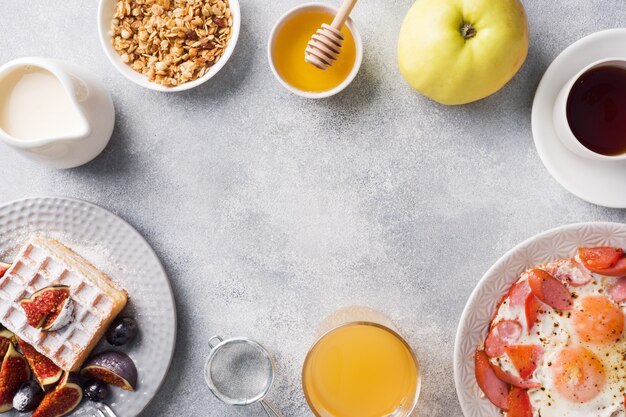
[{"left": 110, "top": 0, "right": 233, "bottom": 87}]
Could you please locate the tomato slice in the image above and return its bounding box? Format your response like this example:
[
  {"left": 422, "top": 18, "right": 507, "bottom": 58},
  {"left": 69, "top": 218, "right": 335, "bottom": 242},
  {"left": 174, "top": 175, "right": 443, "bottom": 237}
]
[
  {"left": 504, "top": 345, "right": 543, "bottom": 380},
  {"left": 524, "top": 293, "right": 546, "bottom": 334},
  {"left": 527, "top": 269, "right": 573, "bottom": 310},
  {"left": 592, "top": 257, "right": 626, "bottom": 277},
  {"left": 491, "top": 362, "right": 542, "bottom": 389},
  {"left": 579, "top": 246, "right": 623, "bottom": 270},
  {"left": 507, "top": 387, "right": 533, "bottom": 417},
  {"left": 475, "top": 349, "right": 509, "bottom": 411}
]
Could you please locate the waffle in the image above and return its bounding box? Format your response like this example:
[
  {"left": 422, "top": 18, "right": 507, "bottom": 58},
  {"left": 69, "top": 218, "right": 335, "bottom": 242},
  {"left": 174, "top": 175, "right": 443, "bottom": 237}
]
[{"left": 0, "top": 237, "right": 127, "bottom": 371}]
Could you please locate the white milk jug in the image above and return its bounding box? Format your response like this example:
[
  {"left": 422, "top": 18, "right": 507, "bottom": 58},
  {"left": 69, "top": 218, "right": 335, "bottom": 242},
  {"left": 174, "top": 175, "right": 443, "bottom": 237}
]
[{"left": 0, "top": 57, "right": 115, "bottom": 169}]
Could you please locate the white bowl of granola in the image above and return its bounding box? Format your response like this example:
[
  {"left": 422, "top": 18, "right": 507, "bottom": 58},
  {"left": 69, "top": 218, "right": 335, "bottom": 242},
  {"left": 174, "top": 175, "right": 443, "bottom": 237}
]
[{"left": 98, "top": 0, "right": 240, "bottom": 92}]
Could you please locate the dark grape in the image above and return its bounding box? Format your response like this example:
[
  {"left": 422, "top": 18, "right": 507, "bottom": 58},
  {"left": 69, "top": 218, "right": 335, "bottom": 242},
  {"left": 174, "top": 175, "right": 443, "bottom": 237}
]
[
  {"left": 13, "top": 380, "right": 44, "bottom": 412},
  {"left": 106, "top": 317, "right": 138, "bottom": 346},
  {"left": 83, "top": 379, "right": 109, "bottom": 402}
]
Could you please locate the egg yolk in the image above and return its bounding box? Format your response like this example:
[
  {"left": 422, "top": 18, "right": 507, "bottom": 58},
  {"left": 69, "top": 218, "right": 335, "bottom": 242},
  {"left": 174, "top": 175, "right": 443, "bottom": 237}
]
[
  {"left": 552, "top": 346, "right": 606, "bottom": 402},
  {"left": 573, "top": 296, "right": 624, "bottom": 344}
]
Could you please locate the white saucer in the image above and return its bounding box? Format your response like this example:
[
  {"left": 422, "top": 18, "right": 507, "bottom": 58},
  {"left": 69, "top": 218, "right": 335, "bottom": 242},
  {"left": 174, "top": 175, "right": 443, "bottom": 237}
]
[{"left": 532, "top": 28, "right": 626, "bottom": 208}]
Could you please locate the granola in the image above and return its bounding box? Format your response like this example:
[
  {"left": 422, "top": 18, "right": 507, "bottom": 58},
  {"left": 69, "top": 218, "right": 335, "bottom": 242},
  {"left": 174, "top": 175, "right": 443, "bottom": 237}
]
[{"left": 110, "top": 0, "right": 233, "bottom": 87}]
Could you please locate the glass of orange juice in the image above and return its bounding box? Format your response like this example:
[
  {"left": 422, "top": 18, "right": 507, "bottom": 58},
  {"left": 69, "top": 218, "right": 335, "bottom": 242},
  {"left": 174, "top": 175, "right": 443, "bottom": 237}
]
[{"left": 302, "top": 307, "right": 421, "bottom": 417}]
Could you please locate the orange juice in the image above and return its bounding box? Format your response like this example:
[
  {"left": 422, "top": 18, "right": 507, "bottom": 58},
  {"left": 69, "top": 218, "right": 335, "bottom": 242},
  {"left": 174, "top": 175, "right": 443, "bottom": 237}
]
[
  {"left": 302, "top": 323, "right": 420, "bottom": 417},
  {"left": 272, "top": 10, "right": 357, "bottom": 93}
]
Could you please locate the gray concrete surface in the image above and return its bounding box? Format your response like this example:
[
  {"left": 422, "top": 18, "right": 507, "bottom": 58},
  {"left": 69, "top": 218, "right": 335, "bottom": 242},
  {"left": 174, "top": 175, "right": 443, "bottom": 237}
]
[{"left": 1, "top": 1, "right": 626, "bottom": 416}]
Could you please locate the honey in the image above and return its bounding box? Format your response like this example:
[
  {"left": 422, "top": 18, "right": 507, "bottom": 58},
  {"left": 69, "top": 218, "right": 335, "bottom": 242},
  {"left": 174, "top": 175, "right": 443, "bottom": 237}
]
[
  {"left": 302, "top": 323, "right": 420, "bottom": 417},
  {"left": 272, "top": 10, "right": 357, "bottom": 93}
]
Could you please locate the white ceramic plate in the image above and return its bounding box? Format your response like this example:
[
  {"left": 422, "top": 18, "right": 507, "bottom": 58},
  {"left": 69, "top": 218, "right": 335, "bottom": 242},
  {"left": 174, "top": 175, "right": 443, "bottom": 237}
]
[
  {"left": 532, "top": 29, "right": 626, "bottom": 208},
  {"left": 454, "top": 222, "right": 626, "bottom": 417},
  {"left": 0, "top": 197, "right": 176, "bottom": 417}
]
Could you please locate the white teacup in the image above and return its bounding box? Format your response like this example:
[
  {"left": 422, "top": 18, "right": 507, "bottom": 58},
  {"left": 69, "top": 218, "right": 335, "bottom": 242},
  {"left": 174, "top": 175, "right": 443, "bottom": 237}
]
[{"left": 553, "top": 58, "right": 626, "bottom": 161}]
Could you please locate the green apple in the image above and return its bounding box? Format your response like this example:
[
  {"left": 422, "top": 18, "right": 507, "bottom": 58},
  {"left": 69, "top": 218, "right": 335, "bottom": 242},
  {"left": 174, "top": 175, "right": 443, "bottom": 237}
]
[{"left": 398, "top": 0, "right": 529, "bottom": 105}]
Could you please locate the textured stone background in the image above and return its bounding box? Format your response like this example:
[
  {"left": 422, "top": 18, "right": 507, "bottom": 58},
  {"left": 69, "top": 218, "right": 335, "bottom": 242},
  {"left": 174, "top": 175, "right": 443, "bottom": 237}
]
[{"left": 2, "top": 1, "right": 626, "bottom": 416}]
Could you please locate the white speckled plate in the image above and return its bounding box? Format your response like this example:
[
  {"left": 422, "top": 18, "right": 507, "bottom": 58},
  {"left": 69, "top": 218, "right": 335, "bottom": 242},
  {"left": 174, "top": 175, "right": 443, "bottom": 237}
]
[
  {"left": 532, "top": 29, "right": 626, "bottom": 208},
  {"left": 0, "top": 197, "right": 176, "bottom": 417},
  {"left": 454, "top": 222, "right": 626, "bottom": 417}
]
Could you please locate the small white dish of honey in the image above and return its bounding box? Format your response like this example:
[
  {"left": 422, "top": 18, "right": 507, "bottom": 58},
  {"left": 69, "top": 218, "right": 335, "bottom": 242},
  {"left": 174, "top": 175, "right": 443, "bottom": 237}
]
[{"left": 268, "top": 2, "right": 363, "bottom": 99}]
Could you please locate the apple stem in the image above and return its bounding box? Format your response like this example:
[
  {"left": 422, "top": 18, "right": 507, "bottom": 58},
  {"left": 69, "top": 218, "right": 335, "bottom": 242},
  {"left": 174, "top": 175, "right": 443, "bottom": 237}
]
[{"left": 460, "top": 23, "right": 477, "bottom": 40}]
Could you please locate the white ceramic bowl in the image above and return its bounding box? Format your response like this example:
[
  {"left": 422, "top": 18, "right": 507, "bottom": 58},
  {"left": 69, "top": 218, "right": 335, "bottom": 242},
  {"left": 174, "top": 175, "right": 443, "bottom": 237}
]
[
  {"left": 454, "top": 222, "right": 626, "bottom": 417},
  {"left": 97, "top": 0, "right": 240, "bottom": 92},
  {"left": 267, "top": 2, "right": 363, "bottom": 99}
]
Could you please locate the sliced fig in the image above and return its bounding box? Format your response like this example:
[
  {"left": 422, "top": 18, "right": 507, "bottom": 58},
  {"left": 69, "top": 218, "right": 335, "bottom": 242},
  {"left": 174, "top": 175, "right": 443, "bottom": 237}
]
[
  {"left": 81, "top": 351, "right": 137, "bottom": 391},
  {"left": 32, "top": 372, "right": 82, "bottom": 417},
  {"left": 17, "top": 339, "right": 62, "bottom": 390},
  {"left": 19, "top": 286, "right": 71, "bottom": 330},
  {"left": 20, "top": 298, "right": 46, "bottom": 329},
  {"left": 0, "top": 330, "right": 15, "bottom": 361},
  {"left": 42, "top": 298, "right": 74, "bottom": 332},
  {"left": 0, "top": 343, "right": 30, "bottom": 412}
]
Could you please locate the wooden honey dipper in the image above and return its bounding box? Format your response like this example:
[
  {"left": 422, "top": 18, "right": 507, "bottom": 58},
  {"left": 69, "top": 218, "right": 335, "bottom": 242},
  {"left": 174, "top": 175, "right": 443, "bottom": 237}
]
[{"left": 304, "top": 0, "right": 359, "bottom": 70}]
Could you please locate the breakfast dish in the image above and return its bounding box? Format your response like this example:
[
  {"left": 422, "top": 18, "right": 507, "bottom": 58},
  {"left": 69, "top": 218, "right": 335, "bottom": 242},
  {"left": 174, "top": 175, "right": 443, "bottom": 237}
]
[
  {"left": 532, "top": 28, "right": 626, "bottom": 208},
  {"left": 454, "top": 222, "right": 626, "bottom": 417},
  {"left": 0, "top": 237, "right": 127, "bottom": 372},
  {"left": 0, "top": 197, "right": 175, "bottom": 417},
  {"left": 476, "top": 246, "right": 626, "bottom": 416},
  {"left": 0, "top": 237, "right": 140, "bottom": 415}
]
